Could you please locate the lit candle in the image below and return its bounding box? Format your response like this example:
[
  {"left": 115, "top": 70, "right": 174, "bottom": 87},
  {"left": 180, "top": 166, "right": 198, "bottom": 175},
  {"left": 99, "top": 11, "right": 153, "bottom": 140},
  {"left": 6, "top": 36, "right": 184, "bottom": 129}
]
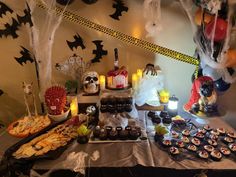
[
  {"left": 132, "top": 73, "right": 138, "bottom": 90},
  {"left": 137, "top": 69, "right": 143, "bottom": 82},
  {"left": 99, "top": 75, "right": 106, "bottom": 90},
  {"left": 70, "top": 96, "right": 78, "bottom": 117}
]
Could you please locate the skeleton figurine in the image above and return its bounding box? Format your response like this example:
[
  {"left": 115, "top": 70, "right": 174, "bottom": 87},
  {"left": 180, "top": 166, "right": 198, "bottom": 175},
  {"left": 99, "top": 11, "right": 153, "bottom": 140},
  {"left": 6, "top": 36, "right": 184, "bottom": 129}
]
[
  {"left": 82, "top": 71, "right": 99, "bottom": 94},
  {"left": 22, "top": 82, "right": 38, "bottom": 117}
]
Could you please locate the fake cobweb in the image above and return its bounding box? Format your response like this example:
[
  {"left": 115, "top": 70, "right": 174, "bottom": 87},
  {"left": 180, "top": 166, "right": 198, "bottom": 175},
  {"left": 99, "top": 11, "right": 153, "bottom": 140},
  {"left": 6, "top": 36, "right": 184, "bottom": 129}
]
[{"left": 179, "top": 0, "right": 236, "bottom": 84}]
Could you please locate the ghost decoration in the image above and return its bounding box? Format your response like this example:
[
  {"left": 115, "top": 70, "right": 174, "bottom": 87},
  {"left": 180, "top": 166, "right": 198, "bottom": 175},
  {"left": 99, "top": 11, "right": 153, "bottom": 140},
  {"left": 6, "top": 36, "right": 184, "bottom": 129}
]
[
  {"left": 82, "top": 71, "right": 99, "bottom": 94},
  {"left": 134, "top": 64, "right": 164, "bottom": 107}
]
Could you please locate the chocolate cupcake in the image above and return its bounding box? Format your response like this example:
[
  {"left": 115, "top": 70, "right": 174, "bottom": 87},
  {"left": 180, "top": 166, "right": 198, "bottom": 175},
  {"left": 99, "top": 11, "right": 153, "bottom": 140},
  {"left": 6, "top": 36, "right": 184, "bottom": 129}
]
[
  {"left": 109, "top": 128, "right": 118, "bottom": 140},
  {"left": 217, "top": 128, "right": 226, "bottom": 135},
  {"left": 204, "top": 145, "right": 214, "bottom": 152},
  {"left": 209, "top": 134, "right": 219, "bottom": 140},
  {"left": 207, "top": 139, "right": 218, "bottom": 147},
  {"left": 171, "top": 131, "right": 179, "bottom": 139},
  {"left": 182, "top": 129, "right": 190, "bottom": 136},
  {"left": 187, "top": 144, "right": 198, "bottom": 152},
  {"left": 99, "top": 128, "right": 107, "bottom": 140},
  {"left": 93, "top": 126, "right": 101, "bottom": 138},
  {"left": 169, "top": 147, "right": 180, "bottom": 156},
  {"left": 100, "top": 105, "right": 107, "bottom": 113},
  {"left": 223, "top": 136, "right": 234, "bottom": 144},
  {"left": 147, "top": 111, "right": 156, "bottom": 118},
  {"left": 105, "top": 126, "right": 112, "bottom": 133},
  {"left": 195, "top": 132, "right": 204, "bottom": 139},
  {"left": 125, "top": 105, "right": 133, "bottom": 112},
  {"left": 116, "top": 126, "right": 123, "bottom": 133},
  {"left": 159, "top": 111, "right": 169, "bottom": 118},
  {"left": 228, "top": 143, "right": 236, "bottom": 152},
  {"left": 125, "top": 97, "right": 133, "bottom": 112},
  {"left": 119, "top": 129, "right": 129, "bottom": 140},
  {"left": 181, "top": 136, "right": 190, "bottom": 143},
  {"left": 203, "top": 124, "right": 212, "bottom": 131},
  {"left": 152, "top": 115, "right": 161, "bottom": 124},
  {"left": 162, "top": 115, "right": 172, "bottom": 125},
  {"left": 198, "top": 128, "right": 207, "bottom": 134},
  {"left": 125, "top": 125, "right": 131, "bottom": 131},
  {"left": 107, "top": 98, "right": 116, "bottom": 113},
  {"left": 100, "top": 98, "right": 109, "bottom": 105},
  {"left": 162, "top": 139, "right": 172, "bottom": 147},
  {"left": 191, "top": 137, "right": 201, "bottom": 146},
  {"left": 220, "top": 147, "right": 231, "bottom": 156},
  {"left": 197, "top": 150, "right": 209, "bottom": 159},
  {"left": 129, "top": 129, "right": 140, "bottom": 140},
  {"left": 210, "top": 150, "right": 222, "bottom": 161},
  {"left": 210, "top": 129, "right": 220, "bottom": 136},
  {"left": 227, "top": 132, "right": 236, "bottom": 139},
  {"left": 125, "top": 97, "right": 133, "bottom": 104},
  {"left": 176, "top": 141, "right": 185, "bottom": 148}
]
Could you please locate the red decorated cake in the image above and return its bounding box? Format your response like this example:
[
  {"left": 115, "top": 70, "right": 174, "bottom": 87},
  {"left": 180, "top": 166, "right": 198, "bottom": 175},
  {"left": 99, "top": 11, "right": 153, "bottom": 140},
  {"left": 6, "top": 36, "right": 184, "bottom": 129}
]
[{"left": 107, "top": 48, "right": 128, "bottom": 89}]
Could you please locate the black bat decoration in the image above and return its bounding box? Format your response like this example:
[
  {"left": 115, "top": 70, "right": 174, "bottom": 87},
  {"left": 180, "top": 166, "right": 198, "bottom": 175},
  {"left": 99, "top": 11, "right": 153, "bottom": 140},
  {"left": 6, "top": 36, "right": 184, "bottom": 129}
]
[
  {"left": 0, "top": 89, "right": 3, "bottom": 96},
  {"left": 91, "top": 40, "right": 108, "bottom": 63},
  {"left": 66, "top": 33, "right": 86, "bottom": 51},
  {"left": 17, "top": 3, "right": 33, "bottom": 27},
  {"left": 15, "top": 46, "right": 34, "bottom": 66},
  {"left": 0, "top": 18, "right": 19, "bottom": 38},
  {"left": 0, "top": 1, "right": 13, "bottom": 17},
  {"left": 110, "top": 0, "right": 128, "bottom": 20}
]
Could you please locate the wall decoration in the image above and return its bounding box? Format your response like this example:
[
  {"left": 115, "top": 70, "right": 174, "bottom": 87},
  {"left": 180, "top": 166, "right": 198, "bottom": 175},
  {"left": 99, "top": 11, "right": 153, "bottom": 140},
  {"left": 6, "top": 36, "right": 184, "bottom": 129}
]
[
  {"left": 66, "top": 33, "right": 86, "bottom": 51},
  {"left": 82, "top": 0, "right": 98, "bottom": 4},
  {"left": 16, "top": 3, "right": 33, "bottom": 27},
  {"left": 0, "top": 1, "right": 13, "bottom": 17},
  {"left": 56, "top": 0, "right": 75, "bottom": 5},
  {"left": 110, "top": 0, "right": 128, "bottom": 20},
  {"left": 91, "top": 40, "right": 108, "bottom": 63},
  {"left": 15, "top": 46, "right": 34, "bottom": 66},
  {"left": 0, "top": 89, "right": 3, "bottom": 96},
  {"left": 143, "top": 0, "right": 162, "bottom": 38},
  {"left": 0, "top": 18, "right": 19, "bottom": 38},
  {"left": 36, "top": 1, "right": 200, "bottom": 75}
]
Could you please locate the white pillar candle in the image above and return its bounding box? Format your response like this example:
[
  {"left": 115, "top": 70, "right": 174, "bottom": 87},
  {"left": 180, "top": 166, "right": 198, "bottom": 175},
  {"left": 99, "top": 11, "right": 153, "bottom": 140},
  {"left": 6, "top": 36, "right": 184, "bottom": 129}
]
[
  {"left": 132, "top": 73, "right": 138, "bottom": 90},
  {"left": 99, "top": 75, "right": 106, "bottom": 90}
]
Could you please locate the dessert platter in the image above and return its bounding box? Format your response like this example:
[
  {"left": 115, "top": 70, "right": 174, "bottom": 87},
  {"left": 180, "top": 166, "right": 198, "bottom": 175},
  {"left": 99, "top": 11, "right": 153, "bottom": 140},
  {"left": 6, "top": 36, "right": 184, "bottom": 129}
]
[{"left": 147, "top": 111, "right": 236, "bottom": 161}]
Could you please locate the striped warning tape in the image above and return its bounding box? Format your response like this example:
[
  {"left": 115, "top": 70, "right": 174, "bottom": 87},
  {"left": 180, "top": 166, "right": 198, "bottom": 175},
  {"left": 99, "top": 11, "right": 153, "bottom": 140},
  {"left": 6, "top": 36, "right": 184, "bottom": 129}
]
[{"left": 36, "top": 1, "right": 199, "bottom": 77}]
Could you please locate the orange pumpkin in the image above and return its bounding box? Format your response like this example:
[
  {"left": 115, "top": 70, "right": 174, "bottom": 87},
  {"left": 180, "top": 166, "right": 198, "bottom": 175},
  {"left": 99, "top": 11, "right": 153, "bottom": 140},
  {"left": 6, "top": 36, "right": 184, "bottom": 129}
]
[
  {"left": 194, "top": 8, "right": 213, "bottom": 26},
  {"left": 226, "top": 49, "right": 236, "bottom": 67}
]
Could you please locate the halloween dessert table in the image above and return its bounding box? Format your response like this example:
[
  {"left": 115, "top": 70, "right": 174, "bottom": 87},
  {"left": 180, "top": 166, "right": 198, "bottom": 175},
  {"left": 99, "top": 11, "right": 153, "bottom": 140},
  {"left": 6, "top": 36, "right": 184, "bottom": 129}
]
[{"left": 1, "top": 110, "right": 236, "bottom": 177}]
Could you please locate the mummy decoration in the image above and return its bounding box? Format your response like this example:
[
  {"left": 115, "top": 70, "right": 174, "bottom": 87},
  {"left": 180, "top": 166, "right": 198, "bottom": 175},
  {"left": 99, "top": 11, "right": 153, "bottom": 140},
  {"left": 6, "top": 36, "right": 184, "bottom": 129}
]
[
  {"left": 143, "top": 0, "right": 162, "bottom": 38},
  {"left": 82, "top": 71, "right": 99, "bottom": 94}
]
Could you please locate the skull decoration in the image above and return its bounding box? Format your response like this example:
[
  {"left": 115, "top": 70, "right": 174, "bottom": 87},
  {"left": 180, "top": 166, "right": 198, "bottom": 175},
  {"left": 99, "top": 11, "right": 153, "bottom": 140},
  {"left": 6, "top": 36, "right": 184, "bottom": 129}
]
[{"left": 82, "top": 71, "right": 99, "bottom": 94}]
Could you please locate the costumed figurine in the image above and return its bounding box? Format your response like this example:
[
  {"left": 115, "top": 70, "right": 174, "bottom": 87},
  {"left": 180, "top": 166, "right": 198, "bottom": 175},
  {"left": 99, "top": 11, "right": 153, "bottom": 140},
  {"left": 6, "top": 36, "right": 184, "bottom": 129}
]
[
  {"left": 82, "top": 71, "right": 100, "bottom": 95},
  {"left": 134, "top": 63, "right": 164, "bottom": 107},
  {"left": 184, "top": 76, "right": 218, "bottom": 116},
  {"left": 22, "top": 82, "right": 38, "bottom": 117}
]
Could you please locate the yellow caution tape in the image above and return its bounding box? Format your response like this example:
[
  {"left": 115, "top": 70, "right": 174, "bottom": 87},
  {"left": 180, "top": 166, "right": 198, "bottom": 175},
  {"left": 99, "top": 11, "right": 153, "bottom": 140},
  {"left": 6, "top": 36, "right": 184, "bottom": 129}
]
[{"left": 36, "top": 1, "right": 199, "bottom": 77}]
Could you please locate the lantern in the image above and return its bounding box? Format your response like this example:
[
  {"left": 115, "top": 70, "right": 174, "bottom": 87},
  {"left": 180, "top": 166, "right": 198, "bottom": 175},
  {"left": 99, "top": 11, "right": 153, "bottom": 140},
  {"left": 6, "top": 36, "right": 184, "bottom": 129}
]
[{"left": 167, "top": 95, "right": 179, "bottom": 117}]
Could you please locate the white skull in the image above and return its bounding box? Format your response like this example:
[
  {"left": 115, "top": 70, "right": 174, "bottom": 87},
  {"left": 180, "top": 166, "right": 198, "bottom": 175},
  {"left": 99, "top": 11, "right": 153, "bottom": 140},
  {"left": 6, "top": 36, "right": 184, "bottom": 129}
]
[{"left": 82, "top": 71, "right": 99, "bottom": 94}]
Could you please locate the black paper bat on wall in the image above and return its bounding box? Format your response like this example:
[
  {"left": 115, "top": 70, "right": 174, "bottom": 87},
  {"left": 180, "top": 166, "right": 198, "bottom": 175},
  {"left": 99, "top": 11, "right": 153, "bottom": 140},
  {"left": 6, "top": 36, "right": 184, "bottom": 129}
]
[
  {"left": 0, "top": 1, "right": 13, "bottom": 17},
  {"left": 15, "top": 46, "right": 34, "bottom": 66},
  {"left": 17, "top": 3, "right": 33, "bottom": 27},
  {"left": 66, "top": 33, "right": 86, "bottom": 51},
  {"left": 0, "top": 18, "right": 19, "bottom": 38},
  {"left": 91, "top": 40, "right": 108, "bottom": 63},
  {"left": 110, "top": 0, "right": 128, "bottom": 20},
  {"left": 0, "top": 89, "right": 3, "bottom": 96}
]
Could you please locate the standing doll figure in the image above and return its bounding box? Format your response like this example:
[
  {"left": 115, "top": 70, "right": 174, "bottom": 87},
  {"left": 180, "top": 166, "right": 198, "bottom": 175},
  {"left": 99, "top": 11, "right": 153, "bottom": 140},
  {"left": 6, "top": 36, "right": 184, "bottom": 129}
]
[{"left": 23, "top": 82, "right": 38, "bottom": 117}]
